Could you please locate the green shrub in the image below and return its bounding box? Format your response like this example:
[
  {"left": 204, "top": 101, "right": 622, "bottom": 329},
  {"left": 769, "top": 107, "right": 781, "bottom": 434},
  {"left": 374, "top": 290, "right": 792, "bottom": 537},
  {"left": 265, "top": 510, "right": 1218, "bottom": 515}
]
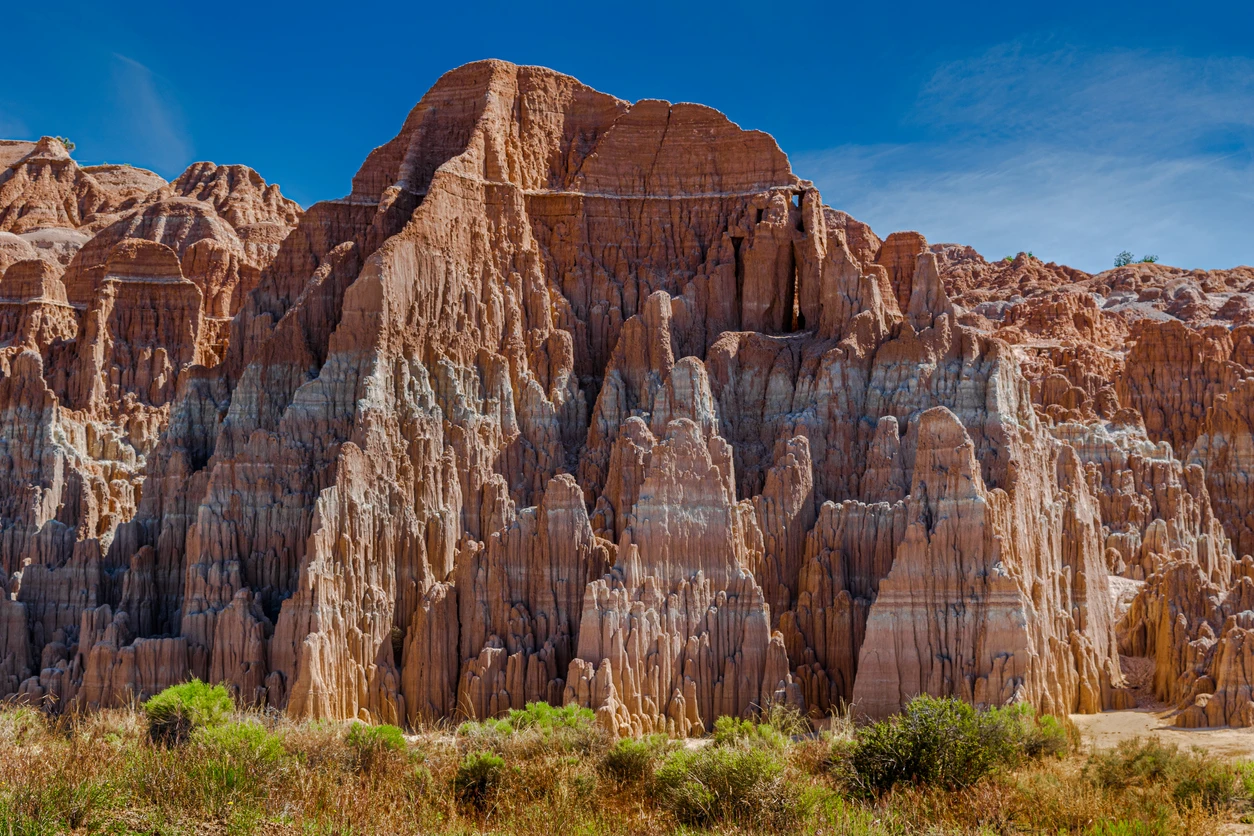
[
  {"left": 1115, "top": 250, "right": 1135, "bottom": 267},
  {"left": 847, "top": 696, "right": 1067, "bottom": 795},
  {"left": 411, "top": 763, "right": 434, "bottom": 793},
  {"left": 654, "top": 745, "right": 805, "bottom": 828},
  {"left": 712, "top": 715, "right": 789, "bottom": 750},
  {"left": 1138, "top": 255, "right": 1159, "bottom": 264},
  {"left": 1087, "top": 737, "right": 1182, "bottom": 788},
  {"left": 194, "top": 720, "right": 285, "bottom": 764},
  {"left": 453, "top": 750, "right": 505, "bottom": 809},
  {"left": 457, "top": 702, "right": 595, "bottom": 737},
  {"left": 346, "top": 722, "right": 407, "bottom": 774},
  {"left": 457, "top": 701, "right": 602, "bottom": 755},
  {"left": 712, "top": 704, "right": 810, "bottom": 750},
  {"left": 1173, "top": 759, "right": 1240, "bottom": 812},
  {"left": 764, "top": 702, "right": 813, "bottom": 734},
  {"left": 189, "top": 720, "right": 287, "bottom": 804},
  {"left": 977, "top": 702, "right": 1063, "bottom": 763},
  {"left": 600, "top": 734, "right": 674, "bottom": 784},
  {"left": 1022, "top": 712, "right": 1073, "bottom": 758},
  {"left": 501, "top": 701, "right": 595, "bottom": 732},
  {"left": 142, "top": 680, "right": 233, "bottom": 746},
  {"left": 456, "top": 716, "right": 503, "bottom": 736},
  {"left": 1239, "top": 759, "right": 1254, "bottom": 800},
  {"left": 1087, "top": 737, "right": 1240, "bottom": 812},
  {"left": 821, "top": 735, "right": 858, "bottom": 781}
]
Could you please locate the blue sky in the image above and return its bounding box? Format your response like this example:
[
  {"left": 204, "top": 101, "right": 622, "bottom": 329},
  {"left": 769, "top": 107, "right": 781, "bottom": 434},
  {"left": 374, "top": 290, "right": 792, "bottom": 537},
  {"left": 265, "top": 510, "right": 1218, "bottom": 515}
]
[{"left": 4, "top": 1, "right": 1251, "bottom": 272}]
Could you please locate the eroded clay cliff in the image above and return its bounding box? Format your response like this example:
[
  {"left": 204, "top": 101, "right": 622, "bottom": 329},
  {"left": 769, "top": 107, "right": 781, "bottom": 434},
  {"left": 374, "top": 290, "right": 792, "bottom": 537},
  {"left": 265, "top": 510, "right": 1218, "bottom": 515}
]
[{"left": 4, "top": 59, "right": 1249, "bottom": 732}]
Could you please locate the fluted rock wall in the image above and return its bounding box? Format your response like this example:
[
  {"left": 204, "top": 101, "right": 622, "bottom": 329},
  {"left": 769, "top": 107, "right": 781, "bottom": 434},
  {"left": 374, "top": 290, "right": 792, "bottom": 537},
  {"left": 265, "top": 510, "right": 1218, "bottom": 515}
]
[
  {"left": 1191, "top": 379, "right": 1254, "bottom": 560},
  {"left": 0, "top": 128, "right": 302, "bottom": 711},
  {"left": 925, "top": 212, "right": 1254, "bottom": 729},
  {"left": 25, "top": 57, "right": 1254, "bottom": 733}
]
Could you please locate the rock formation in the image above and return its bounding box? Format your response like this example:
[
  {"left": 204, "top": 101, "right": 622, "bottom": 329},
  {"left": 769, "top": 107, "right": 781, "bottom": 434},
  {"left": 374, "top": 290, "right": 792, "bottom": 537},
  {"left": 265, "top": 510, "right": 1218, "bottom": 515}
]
[
  {"left": 5, "top": 58, "right": 1252, "bottom": 733},
  {"left": 924, "top": 242, "right": 1254, "bottom": 731}
]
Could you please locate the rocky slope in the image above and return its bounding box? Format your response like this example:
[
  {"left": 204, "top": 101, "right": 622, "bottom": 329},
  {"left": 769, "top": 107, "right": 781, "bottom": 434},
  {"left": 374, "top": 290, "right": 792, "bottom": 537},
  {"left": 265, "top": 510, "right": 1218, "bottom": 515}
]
[{"left": 0, "top": 60, "right": 1247, "bottom": 731}]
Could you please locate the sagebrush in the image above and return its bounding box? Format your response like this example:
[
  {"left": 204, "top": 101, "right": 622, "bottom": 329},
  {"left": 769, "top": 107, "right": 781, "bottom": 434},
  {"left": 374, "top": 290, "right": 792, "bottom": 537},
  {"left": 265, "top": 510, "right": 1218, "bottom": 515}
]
[{"left": 0, "top": 694, "right": 1245, "bottom": 834}]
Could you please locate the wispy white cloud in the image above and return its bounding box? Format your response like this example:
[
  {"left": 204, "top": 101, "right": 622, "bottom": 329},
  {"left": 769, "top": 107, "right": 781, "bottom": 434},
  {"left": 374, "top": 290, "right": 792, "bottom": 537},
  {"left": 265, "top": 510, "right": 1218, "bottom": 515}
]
[
  {"left": 796, "top": 43, "right": 1254, "bottom": 272},
  {"left": 109, "top": 53, "right": 192, "bottom": 174},
  {"left": 918, "top": 43, "right": 1254, "bottom": 150}
]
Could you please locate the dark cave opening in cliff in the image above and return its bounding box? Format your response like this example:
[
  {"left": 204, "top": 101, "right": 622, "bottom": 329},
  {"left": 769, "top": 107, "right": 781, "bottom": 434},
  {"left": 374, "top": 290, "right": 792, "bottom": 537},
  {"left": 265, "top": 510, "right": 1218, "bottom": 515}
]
[
  {"left": 784, "top": 248, "right": 801, "bottom": 333},
  {"left": 732, "top": 235, "right": 745, "bottom": 328}
]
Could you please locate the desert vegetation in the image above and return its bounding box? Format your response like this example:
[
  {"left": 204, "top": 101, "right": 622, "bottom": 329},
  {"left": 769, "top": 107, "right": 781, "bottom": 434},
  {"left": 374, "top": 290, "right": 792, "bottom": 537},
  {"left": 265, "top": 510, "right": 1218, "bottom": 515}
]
[
  {"left": 1115, "top": 249, "right": 1160, "bottom": 266},
  {"left": 0, "top": 686, "right": 1249, "bottom": 834}
]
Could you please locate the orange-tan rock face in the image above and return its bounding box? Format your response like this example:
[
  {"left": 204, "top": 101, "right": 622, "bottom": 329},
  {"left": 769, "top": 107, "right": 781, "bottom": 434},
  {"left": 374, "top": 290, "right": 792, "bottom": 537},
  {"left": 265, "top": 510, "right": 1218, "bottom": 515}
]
[
  {"left": 22, "top": 57, "right": 1254, "bottom": 733},
  {"left": 926, "top": 229, "right": 1254, "bottom": 731},
  {"left": 0, "top": 259, "right": 76, "bottom": 356},
  {"left": 0, "top": 131, "right": 302, "bottom": 713}
]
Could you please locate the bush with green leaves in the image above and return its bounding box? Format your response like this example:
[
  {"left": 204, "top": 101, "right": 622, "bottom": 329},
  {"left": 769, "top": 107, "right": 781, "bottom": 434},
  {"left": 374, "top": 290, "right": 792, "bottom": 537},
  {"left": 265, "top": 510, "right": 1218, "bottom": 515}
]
[
  {"left": 847, "top": 696, "right": 1069, "bottom": 795},
  {"left": 654, "top": 745, "right": 806, "bottom": 828},
  {"left": 712, "top": 715, "right": 790, "bottom": 750},
  {"left": 453, "top": 750, "right": 505, "bottom": 809},
  {"left": 188, "top": 720, "right": 287, "bottom": 804},
  {"left": 0, "top": 705, "right": 46, "bottom": 746},
  {"left": 345, "top": 722, "right": 408, "bottom": 774},
  {"left": 1022, "top": 712, "right": 1073, "bottom": 759},
  {"left": 458, "top": 701, "right": 595, "bottom": 736},
  {"left": 1115, "top": 250, "right": 1160, "bottom": 266},
  {"left": 1087, "top": 737, "right": 1241, "bottom": 813},
  {"left": 500, "top": 701, "right": 595, "bottom": 732},
  {"left": 194, "top": 720, "right": 285, "bottom": 762},
  {"left": 599, "top": 734, "right": 675, "bottom": 784},
  {"left": 53, "top": 136, "right": 75, "bottom": 153},
  {"left": 457, "top": 701, "right": 602, "bottom": 755},
  {"left": 713, "top": 703, "right": 812, "bottom": 749},
  {"left": 142, "top": 680, "right": 234, "bottom": 746}
]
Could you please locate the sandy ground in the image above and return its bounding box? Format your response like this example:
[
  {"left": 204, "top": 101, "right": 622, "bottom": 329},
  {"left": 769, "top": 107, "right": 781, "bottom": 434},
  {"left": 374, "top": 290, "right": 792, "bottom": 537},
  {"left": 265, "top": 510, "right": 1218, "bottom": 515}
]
[
  {"left": 1071, "top": 707, "right": 1254, "bottom": 760},
  {"left": 1072, "top": 702, "right": 1254, "bottom": 833},
  {"left": 1070, "top": 651, "right": 1254, "bottom": 760},
  {"left": 1063, "top": 583, "right": 1254, "bottom": 763}
]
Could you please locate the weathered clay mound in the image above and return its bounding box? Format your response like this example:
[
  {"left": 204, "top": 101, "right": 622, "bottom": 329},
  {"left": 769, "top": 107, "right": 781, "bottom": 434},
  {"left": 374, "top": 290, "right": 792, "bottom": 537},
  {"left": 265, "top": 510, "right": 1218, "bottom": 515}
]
[
  {"left": 0, "top": 59, "right": 1251, "bottom": 734},
  {"left": 0, "top": 231, "right": 40, "bottom": 274},
  {"left": 933, "top": 245, "right": 1088, "bottom": 308}
]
